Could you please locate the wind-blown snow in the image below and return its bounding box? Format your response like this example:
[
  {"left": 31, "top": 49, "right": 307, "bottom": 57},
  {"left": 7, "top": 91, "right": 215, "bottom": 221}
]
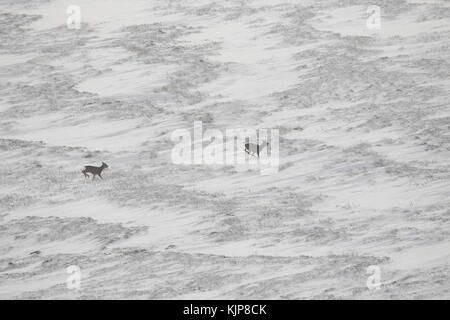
[{"left": 0, "top": 0, "right": 449, "bottom": 299}]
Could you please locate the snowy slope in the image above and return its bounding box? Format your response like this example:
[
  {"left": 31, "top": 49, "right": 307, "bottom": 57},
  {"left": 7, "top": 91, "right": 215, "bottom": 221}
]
[{"left": 0, "top": 0, "right": 449, "bottom": 299}]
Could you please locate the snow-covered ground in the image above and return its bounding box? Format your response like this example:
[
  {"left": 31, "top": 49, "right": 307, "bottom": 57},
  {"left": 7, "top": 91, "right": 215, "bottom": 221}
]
[{"left": 0, "top": 0, "right": 449, "bottom": 299}]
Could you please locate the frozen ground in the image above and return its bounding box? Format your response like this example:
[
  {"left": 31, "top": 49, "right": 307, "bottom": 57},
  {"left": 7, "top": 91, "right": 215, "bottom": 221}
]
[{"left": 0, "top": 0, "right": 449, "bottom": 299}]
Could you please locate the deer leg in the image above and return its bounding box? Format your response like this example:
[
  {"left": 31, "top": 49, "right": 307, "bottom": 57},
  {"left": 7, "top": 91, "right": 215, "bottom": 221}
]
[
  {"left": 99, "top": 173, "right": 103, "bottom": 179},
  {"left": 82, "top": 169, "right": 88, "bottom": 178},
  {"left": 92, "top": 174, "right": 96, "bottom": 180},
  {"left": 246, "top": 149, "right": 255, "bottom": 158}
]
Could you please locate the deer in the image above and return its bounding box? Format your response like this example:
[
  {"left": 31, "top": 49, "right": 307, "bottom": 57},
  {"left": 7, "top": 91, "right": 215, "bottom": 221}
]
[
  {"left": 244, "top": 141, "right": 269, "bottom": 158},
  {"left": 82, "top": 162, "right": 109, "bottom": 180}
]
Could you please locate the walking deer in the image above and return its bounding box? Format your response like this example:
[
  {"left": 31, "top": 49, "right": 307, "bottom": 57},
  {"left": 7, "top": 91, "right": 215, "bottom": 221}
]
[
  {"left": 244, "top": 141, "right": 269, "bottom": 157},
  {"left": 82, "top": 162, "right": 109, "bottom": 180}
]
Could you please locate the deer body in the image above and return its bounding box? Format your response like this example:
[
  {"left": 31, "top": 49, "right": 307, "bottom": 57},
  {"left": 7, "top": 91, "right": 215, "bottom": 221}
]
[
  {"left": 82, "top": 162, "right": 109, "bottom": 180},
  {"left": 244, "top": 142, "right": 269, "bottom": 157}
]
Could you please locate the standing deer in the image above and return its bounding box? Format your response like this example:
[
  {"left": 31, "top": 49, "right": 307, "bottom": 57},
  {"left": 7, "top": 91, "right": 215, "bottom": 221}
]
[
  {"left": 82, "top": 162, "right": 109, "bottom": 180},
  {"left": 244, "top": 141, "right": 269, "bottom": 157}
]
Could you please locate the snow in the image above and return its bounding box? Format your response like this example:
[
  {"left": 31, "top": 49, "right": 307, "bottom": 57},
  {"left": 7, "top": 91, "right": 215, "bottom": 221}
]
[{"left": 0, "top": 0, "right": 449, "bottom": 299}]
